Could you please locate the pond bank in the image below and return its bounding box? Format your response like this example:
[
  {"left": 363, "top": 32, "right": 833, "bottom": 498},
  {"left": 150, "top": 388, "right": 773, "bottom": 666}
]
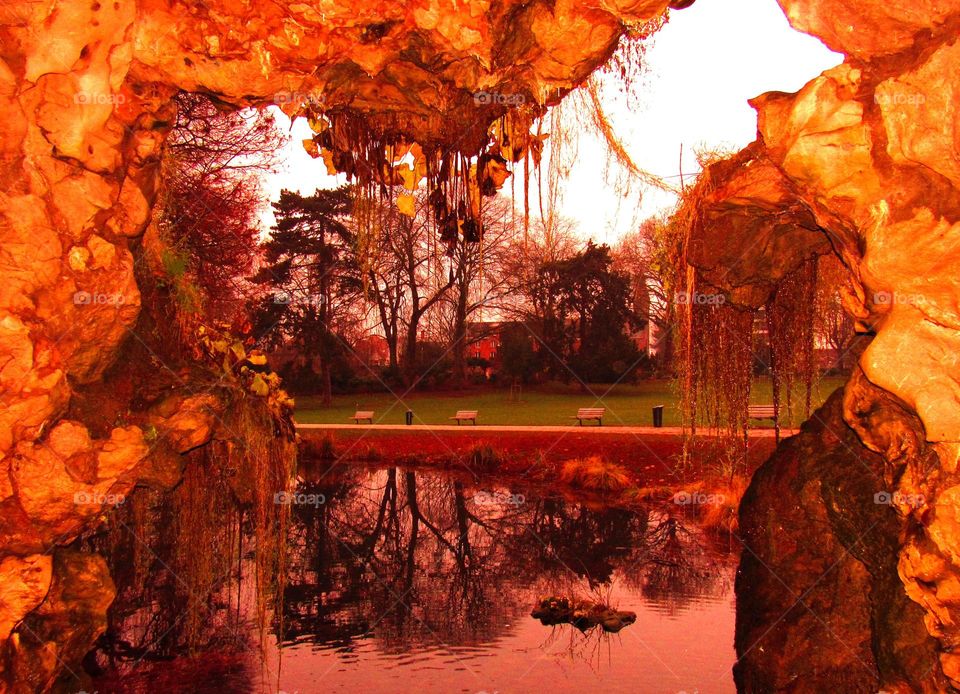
[{"left": 297, "top": 427, "right": 780, "bottom": 487}]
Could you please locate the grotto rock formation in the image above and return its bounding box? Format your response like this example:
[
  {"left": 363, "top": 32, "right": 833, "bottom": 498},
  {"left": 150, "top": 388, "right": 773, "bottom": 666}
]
[
  {"left": 683, "top": 0, "right": 960, "bottom": 687},
  {"left": 0, "top": 0, "right": 681, "bottom": 688},
  {"left": 735, "top": 387, "right": 945, "bottom": 693},
  {"left": 3, "top": 0, "right": 960, "bottom": 689}
]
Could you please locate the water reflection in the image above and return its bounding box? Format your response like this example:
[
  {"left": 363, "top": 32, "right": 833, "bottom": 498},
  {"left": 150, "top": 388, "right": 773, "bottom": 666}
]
[
  {"left": 274, "top": 462, "right": 736, "bottom": 692},
  {"left": 89, "top": 462, "right": 738, "bottom": 693}
]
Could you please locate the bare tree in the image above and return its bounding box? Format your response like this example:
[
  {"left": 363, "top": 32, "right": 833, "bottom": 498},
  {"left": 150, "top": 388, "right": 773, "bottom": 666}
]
[
  {"left": 162, "top": 93, "right": 286, "bottom": 321},
  {"left": 814, "top": 254, "right": 856, "bottom": 372},
  {"left": 434, "top": 195, "right": 519, "bottom": 385},
  {"left": 356, "top": 193, "right": 455, "bottom": 384},
  {"left": 357, "top": 199, "right": 407, "bottom": 372}
]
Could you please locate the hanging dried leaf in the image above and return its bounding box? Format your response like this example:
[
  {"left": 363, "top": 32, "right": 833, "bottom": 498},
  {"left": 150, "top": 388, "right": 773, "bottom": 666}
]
[
  {"left": 467, "top": 163, "right": 482, "bottom": 218},
  {"left": 320, "top": 148, "right": 339, "bottom": 175},
  {"left": 397, "top": 163, "right": 418, "bottom": 190},
  {"left": 397, "top": 193, "right": 416, "bottom": 217},
  {"left": 302, "top": 138, "right": 320, "bottom": 158},
  {"left": 528, "top": 132, "right": 548, "bottom": 168},
  {"left": 307, "top": 114, "right": 328, "bottom": 134}
]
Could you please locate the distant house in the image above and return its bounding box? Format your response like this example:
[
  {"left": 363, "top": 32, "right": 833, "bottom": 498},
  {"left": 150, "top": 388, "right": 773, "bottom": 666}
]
[
  {"left": 469, "top": 331, "right": 501, "bottom": 363},
  {"left": 466, "top": 321, "right": 505, "bottom": 364},
  {"left": 353, "top": 334, "right": 390, "bottom": 368}
]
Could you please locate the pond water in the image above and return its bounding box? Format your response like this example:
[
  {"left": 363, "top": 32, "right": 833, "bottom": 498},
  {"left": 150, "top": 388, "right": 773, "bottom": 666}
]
[{"left": 88, "top": 463, "right": 738, "bottom": 693}]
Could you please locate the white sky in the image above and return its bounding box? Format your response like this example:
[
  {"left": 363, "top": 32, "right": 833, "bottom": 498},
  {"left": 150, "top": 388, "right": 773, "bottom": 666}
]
[{"left": 262, "top": 0, "right": 841, "bottom": 242}]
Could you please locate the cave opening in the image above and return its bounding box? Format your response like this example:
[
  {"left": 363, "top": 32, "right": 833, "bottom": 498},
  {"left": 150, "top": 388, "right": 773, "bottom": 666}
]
[{"left": 2, "top": 0, "right": 959, "bottom": 691}]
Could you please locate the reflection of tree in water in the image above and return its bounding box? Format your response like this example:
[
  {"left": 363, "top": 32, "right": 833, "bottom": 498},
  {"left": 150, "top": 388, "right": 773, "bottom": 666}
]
[
  {"left": 82, "top": 450, "right": 263, "bottom": 684},
  {"left": 620, "top": 513, "right": 734, "bottom": 615},
  {"left": 539, "top": 620, "right": 626, "bottom": 675},
  {"left": 281, "top": 465, "right": 536, "bottom": 650},
  {"left": 279, "top": 465, "right": 735, "bottom": 655},
  {"left": 81, "top": 459, "right": 735, "bottom": 681},
  {"left": 521, "top": 497, "right": 645, "bottom": 586}
]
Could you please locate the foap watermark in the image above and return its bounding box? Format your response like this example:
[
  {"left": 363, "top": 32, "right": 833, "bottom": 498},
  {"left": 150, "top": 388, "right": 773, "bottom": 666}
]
[
  {"left": 874, "top": 92, "right": 926, "bottom": 107},
  {"left": 875, "top": 491, "right": 925, "bottom": 508},
  {"left": 673, "top": 490, "right": 726, "bottom": 506},
  {"left": 473, "top": 91, "right": 525, "bottom": 107},
  {"left": 74, "top": 490, "right": 125, "bottom": 506},
  {"left": 274, "top": 491, "right": 326, "bottom": 507},
  {"left": 73, "top": 291, "right": 127, "bottom": 306},
  {"left": 274, "top": 90, "right": 326, "bottom": 108},
  {"left": 873, "top": 290, "right": 926, "bottom": 306},
  {"left": 674, "top": 291, "right": 725, "bottom": 306},
  {"left": 74, "top": 91, "right": 126, "bottom": 105},
  {"left": 473, "top": 490, "right": 525, "bottom": 507},
  {"left": 273, "top": 291, "right": 326, "bottom": 307}
]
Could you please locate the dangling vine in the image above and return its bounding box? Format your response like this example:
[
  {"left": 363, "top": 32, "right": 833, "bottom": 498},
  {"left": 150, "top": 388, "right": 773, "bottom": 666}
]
[
  {"left": 766, "top": 257, "right": 819, "bottom": 431},
  {"left": 669, "top": 156, "right": 824, "bottom": 476}
]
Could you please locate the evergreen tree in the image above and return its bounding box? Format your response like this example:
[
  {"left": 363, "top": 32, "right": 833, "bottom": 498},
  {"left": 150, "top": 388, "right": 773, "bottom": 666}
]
[{"left": 251, "top": 187, "right": 361, "bottom": 403}]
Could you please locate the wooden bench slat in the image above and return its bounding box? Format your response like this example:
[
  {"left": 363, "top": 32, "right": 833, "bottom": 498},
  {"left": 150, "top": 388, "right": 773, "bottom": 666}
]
[
  {"left": 747, "top": 405, "right": 777, "bottom": 420},
  {"left": 747, "top": 404, "right": 783, "bottom": 443},
  {"left": 572, "top": 407, "right": 605, "bottom": 425}
]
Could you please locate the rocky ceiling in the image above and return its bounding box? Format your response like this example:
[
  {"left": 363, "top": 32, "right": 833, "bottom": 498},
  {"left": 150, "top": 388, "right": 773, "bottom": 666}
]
[{"left": 3, "top": 0, "right": 960, "bottom": 689}]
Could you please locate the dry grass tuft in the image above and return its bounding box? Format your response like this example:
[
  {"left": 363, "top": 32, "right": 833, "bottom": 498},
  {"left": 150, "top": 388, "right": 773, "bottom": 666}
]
[
  {"left": 559, "top": 456, "right": 632, "bottom": 493},
  {"left": 463, "top": 443, "right": 503, "bottom": 473},
  {"left": 687, "top": 475, "right": 749, "bottom": 533}
]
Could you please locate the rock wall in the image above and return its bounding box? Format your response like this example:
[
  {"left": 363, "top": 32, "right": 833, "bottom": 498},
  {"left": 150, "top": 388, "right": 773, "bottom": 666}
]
[
  {"left": 736, "top": 386, "right": 945, "bottom": 692},
  {"left": 3, "top": 0, "right": 960, "bottom": 689},
  {"left": 687, "top": 1, "right": 960, "bottom": 688},
  {"left": 0, "top": 0, "right": 678, "bottom": 688}
]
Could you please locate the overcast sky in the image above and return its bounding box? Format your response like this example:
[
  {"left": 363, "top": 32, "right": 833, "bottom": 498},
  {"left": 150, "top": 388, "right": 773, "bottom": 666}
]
[{"left": 263, "top": 0, "right": 841, "bottom": 242}]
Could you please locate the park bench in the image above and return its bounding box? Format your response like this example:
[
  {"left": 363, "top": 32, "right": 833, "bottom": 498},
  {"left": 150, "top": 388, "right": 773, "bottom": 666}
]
[
  {"left": 747, "top": 404, "right": 780, "bottom": 443},
  {"left": 747, "top": 405, "right": 777, "bottom": 423},
  {"left": 351, "top": 410, "right": 374, "bottom": 424},
  {"left": 572, "top": 407, "right": 605, "bottom": 426},
  {"left": 450, "top": 410, "right": 478, "bottom": 425}
]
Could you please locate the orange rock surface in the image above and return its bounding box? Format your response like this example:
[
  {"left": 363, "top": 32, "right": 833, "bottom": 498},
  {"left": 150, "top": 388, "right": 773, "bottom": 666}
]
[
  {"left": 2, "top": 0, "right": 960, "bottom": 688},
  {"left": 685, "top": 1, "right": 960, "bottom": 686}
]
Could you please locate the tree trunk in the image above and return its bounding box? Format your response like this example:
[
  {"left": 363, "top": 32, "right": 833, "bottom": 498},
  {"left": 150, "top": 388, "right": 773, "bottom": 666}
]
[
  {"left": 404, "top": 312, "right": 421, "bottom": 385},
  {"left": 321, "top": 359, "right": 333, "bottom": 405},
  {"left": 386, "top": 330, "right": 399, "bottom": 371},
  {"left": 451, "top": 294, "right": 469, "bottom": 386}
]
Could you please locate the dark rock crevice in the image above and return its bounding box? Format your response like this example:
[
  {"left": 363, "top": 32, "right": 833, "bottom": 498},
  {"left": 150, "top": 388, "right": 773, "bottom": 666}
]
[{"left": 735, "top": 388, "right": 947, "bottom": 693}]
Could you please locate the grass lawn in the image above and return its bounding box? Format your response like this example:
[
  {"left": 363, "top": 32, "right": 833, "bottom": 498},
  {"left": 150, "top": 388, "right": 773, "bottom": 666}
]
[{"left": 294, "top": 376, "right": 846, "bottom": 428}]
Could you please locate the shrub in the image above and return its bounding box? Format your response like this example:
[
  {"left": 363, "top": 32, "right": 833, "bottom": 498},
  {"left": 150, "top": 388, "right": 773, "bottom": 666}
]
[
  {"left": 463, "top": 443, "right": 503, "bottom": 473},
  {"left": 559, "top": 456, "right": 631, "bottom": 493},
  {"left": 698, "top": 475, "right": 748, "bottom": 533},
  {"left": 300, "top": 433, "right": 337, "bottom": 460}
]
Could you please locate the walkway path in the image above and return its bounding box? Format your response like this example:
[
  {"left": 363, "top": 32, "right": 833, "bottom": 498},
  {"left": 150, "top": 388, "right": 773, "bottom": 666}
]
[{"left": 295, "top": 422, "right": 795, "bottom": 438}]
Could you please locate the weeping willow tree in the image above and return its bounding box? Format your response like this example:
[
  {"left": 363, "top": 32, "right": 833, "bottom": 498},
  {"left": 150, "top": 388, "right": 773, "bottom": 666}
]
[
  {"left": 766, "top": 258, "right": 818, "bottom": 439},
  {"left": 524, "top": 15, "right": 676, "bottom": 250},
  {"left": 659, "top": 154, "right": 824, "bottom": 477},
  {"left": 95, "top": 394, "right": 295, "bottom": 661},
  {"left": 678, "top": 295, "right": 755, "bottom": 475}
]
